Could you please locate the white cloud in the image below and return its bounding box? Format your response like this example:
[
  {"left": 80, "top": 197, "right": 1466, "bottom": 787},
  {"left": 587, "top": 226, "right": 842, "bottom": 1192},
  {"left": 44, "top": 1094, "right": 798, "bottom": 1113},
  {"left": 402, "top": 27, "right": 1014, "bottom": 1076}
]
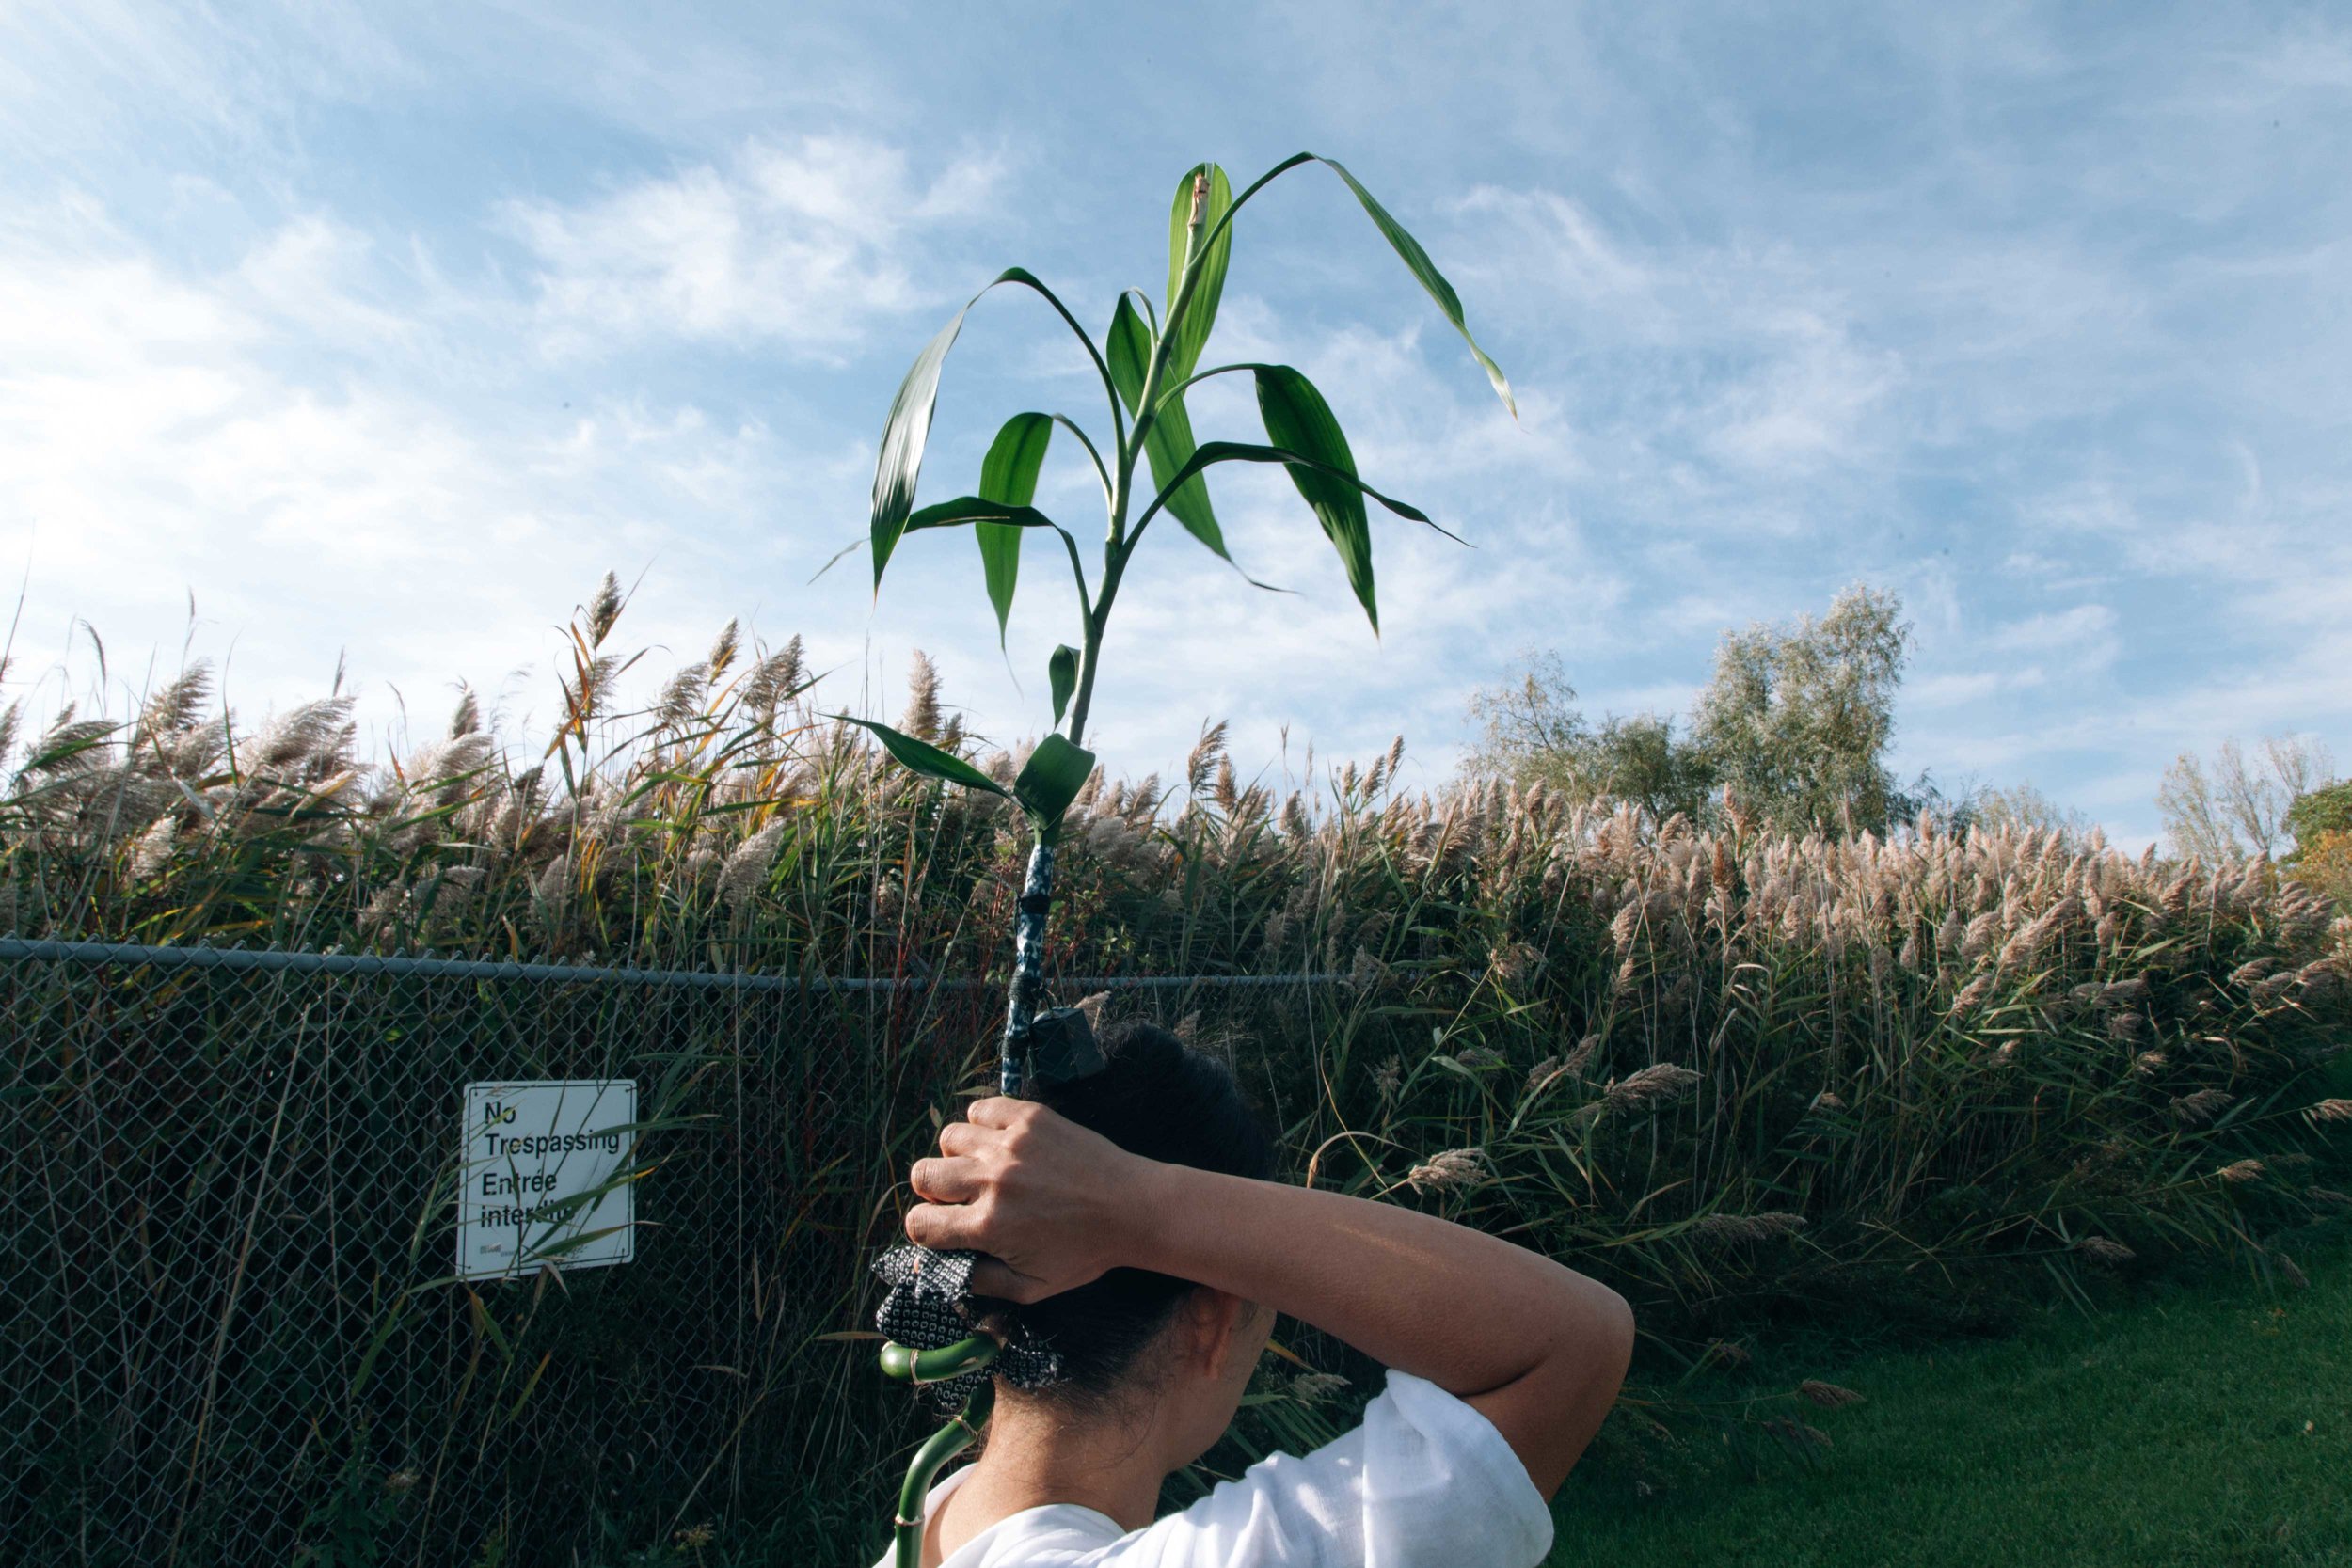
[
  {"left": 1702, "top": 309, "right": 1902, "bottom": 476},
  {"left": 0, "top": 1, "right": 409, "bottom": 168},
  {"left": 231, "top": 215, "right": 422, "bottom": 354},
  {"left": 1996, "top": 550, "right": 2110, "bottom": 593},
  {"left": 0, "top": 204, "right": 818, "bottom": 750},
  {"left": 4, "top": 1, "right": 2349, "bottom": 841},
  {"left": 1585, "top": 678, "right": 1705, "bottom": 721},
  {"left": 506, "top": 135, "right": 1007, "bottom": 356},
  {"left": 1909, "top": 667, "right": 2047, "bottom": 709},
  {"left": 1456, "top": 186, "right": 1658, "bottom": 309},
  {"left": 1985, "top": 603, "right": 2116, "bottom": 655}
]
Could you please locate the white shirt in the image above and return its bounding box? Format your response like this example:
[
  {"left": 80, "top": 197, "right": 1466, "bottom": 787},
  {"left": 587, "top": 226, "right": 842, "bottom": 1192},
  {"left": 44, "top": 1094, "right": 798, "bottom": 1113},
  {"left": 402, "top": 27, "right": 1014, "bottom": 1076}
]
[{"left": 869, "top": 1371, "right": 1554, "bottom": 1568}]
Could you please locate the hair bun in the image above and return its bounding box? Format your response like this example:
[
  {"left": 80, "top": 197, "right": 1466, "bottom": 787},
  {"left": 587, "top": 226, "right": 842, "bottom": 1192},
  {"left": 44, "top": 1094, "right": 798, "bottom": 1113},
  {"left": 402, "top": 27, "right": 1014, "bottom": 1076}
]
[
  {"left": 1039, "top": 1017, "right": 1266, "bottom": 1179},
  {"left": 1101, "top": 1015, "right": 1184, "bottom": 1072},
  {"left": 993, "top": 1015, "right": 1276, "bottom": 1406}
]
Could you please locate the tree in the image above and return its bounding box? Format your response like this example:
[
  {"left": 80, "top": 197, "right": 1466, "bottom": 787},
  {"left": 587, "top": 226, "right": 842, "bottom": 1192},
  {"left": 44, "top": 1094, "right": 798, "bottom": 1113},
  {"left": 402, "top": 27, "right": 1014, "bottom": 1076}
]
[
  {"left": 1467, "top": 584, "right": 1914, "bottom": 835},
  {"left": 1692, "top": 584, "right": 1913, "bottom": 835},
  {"left": 2282, "top": 777, "right": 2352, "bottom": 911},
  {"left": 1963, "top": 782, "right": 2091, "bottom": 838},
  {"left": 1581, "top": 713, "right": 1720, "bottom": 826},
  {"left": 1466, "top": 659, "right": 1715, "bottom": 822},
  {"left": 2284, "top": 778, "right": 2352, "bottom": 848},
  {"left": 1467, "top": 650, "right": 1591, "bottom": 767},
  {"left": 2155, "top": 736, "right": 2336, "bottom": 862}
]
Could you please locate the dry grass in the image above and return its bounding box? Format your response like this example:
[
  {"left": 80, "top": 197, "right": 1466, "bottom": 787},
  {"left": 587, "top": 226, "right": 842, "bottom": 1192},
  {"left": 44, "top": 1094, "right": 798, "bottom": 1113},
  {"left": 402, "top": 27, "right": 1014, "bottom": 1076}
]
[
  {"left": 7, "top": 591, "right": 2349, "bottom": 1329},
  {"left": 6, "top": 584, "right": 2351, "bottom": 1550}
]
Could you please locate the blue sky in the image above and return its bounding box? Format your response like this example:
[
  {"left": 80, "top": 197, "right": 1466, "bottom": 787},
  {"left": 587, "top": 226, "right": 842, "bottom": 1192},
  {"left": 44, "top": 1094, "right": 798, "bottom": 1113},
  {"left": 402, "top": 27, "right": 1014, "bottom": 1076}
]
[{"left": 3, "top": 2, "right": 2347, "bottom": 847}]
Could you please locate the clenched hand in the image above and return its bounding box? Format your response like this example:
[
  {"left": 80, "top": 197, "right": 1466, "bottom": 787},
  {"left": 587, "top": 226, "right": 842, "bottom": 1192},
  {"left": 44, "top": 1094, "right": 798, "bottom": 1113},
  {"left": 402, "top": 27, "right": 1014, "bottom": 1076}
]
[{"left": 905, "top": 1098, "right": 1154, "bottom": 1303}]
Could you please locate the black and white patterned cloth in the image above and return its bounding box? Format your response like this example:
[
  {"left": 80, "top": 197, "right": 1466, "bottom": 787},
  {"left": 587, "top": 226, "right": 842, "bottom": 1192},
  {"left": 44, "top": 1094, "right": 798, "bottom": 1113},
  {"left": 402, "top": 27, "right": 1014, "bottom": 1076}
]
[{"left": 872, "top": 1243, "right": 1063, "bottom": 1414}]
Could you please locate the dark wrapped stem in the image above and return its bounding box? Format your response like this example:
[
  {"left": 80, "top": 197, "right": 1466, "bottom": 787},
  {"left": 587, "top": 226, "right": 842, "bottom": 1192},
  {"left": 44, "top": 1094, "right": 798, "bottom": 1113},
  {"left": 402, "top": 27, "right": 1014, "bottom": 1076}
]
[
  {"left": 882, "top": 832, "right": 1052, "bottom": 1560},
  {"left": 999, "top": 836, "right": 1056, "bottom": 1098},
  {"left": 891, "top": 1380, "right": 994, "bottom": 1568}
]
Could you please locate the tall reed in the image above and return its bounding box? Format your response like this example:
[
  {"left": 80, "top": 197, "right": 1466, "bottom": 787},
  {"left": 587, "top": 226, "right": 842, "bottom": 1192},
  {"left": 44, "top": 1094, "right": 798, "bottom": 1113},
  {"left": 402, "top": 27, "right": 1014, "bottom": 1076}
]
[
  {"left": 7, "top": 585, "right": 2346, "bottom": 1320},
  {"left": 4, "top": 585, "right": 2346, "bottom": 1560}
]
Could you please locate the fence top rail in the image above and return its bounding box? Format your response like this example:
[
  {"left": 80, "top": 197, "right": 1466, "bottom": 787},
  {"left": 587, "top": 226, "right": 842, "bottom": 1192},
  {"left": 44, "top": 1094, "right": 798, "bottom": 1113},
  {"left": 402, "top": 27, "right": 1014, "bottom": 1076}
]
[{"left": 0, "top": 936, "right": 1341, "bottom": 995}]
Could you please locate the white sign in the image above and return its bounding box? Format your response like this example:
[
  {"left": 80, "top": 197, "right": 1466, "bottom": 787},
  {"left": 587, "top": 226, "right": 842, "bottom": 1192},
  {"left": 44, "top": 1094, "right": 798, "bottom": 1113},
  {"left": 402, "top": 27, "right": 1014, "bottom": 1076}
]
[{"left": 457, "top": 1079, "right": 637, "bottom": 1280}]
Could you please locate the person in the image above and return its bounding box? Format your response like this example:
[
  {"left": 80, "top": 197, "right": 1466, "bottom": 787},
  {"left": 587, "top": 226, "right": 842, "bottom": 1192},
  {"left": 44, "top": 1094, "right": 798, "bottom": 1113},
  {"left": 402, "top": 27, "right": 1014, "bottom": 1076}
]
[{"left": 877, "top": 1019, "right": 1634, "bottom": 1568}]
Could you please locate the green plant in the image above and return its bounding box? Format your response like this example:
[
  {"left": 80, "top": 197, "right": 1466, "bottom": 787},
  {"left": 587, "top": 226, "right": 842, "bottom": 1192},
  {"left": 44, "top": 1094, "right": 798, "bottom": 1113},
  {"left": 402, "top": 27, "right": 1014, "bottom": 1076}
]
[
  {"left": 2285, "top": 782, "right": 2352, "bottom": 912},
  {"left": 2286, "top": 781, "right": 2352, "bottom": 847},
  {"left": 294, "top": 1460, "right": 411, "bottom": 1568},
  {"left": 1691, "top": 583, "right": 1914, "bottom": 834},
  {"left": 852, "top": 150, "right": 1514, "bottom": 1568},
  {"left": 853, "top": 152, "right": 1513, "bottom": 1093}
]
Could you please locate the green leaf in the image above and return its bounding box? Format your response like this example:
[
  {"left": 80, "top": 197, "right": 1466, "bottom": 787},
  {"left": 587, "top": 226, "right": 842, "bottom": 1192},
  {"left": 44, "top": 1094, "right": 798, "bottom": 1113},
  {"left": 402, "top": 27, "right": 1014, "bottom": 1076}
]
[
  {"left": 1208, "top": 153, "right": 1515, "bottom": 419},
  {"left": 1108, "top": 293, "right": 1229, "bottom": 562},
  {"left": 1312, "top": 157, "right": 1516, "bottom": 419},
  {"left": 1049, "top": 645, "right": 1078, "bottom": 728},
  {"left": 979, "top": 412, "right": 1054, "bottom": 506},
  {"left": 870, "top": 268, "right": 1095, "bottom": 592},
  {"left": 1106, "top": 293, "right": 1149, "bottom": 413},
  {"left": 975, "top": 413, "right": 1055, "bottom": 645},
  {"left": 1253, "top": 365, "right": 1377, "bottom": 631},
  {"left": 838, "top": 717, "right": 1009, "bottom": 797},
  {"left": 1141, "top": 395, "right": 1227, "bottom": 556},
  {"left": 1164, "top": 163, "right": 1233, "bottom": 383},
  {"left": 1013, "top": 733, "right": 1097, "bottom": 827},
  {"left": 904, "top": 496, "right": 1057, "bottom": 531},
  {"left": 1141, "top": 440, "right": 1434, "bottom": 530}
]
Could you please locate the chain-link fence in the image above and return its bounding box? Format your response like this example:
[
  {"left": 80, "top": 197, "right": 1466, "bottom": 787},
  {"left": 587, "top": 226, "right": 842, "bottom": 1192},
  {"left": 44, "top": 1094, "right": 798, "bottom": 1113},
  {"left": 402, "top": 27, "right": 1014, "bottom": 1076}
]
[{"left": 0, "top": 937, "right": 1331, "bottom": 1568}]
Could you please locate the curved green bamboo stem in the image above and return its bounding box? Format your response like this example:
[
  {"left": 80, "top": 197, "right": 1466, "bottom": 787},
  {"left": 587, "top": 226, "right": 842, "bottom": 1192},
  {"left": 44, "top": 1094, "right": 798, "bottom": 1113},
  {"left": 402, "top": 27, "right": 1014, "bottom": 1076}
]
[
  {"left": 888, "top": 1376, "right": 995, "bottom": 1568},
  {"left": 879, "top": 1335, "right": 999, "bottom": 1386},
  {"left": 881, "top": 1335, "right": 999, "bottom": 1565}
]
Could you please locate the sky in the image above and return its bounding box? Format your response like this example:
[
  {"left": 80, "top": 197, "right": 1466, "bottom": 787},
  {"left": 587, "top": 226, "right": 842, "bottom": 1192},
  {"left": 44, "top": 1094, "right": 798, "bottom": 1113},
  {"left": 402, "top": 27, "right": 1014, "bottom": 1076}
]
[{"left": 2, "top": 1, "right": 2348, "bottom": 848}]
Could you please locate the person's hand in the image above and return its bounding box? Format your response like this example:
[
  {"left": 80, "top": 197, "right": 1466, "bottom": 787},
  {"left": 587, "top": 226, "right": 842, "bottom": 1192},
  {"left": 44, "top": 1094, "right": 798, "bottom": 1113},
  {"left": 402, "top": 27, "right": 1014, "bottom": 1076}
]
[{"left": 904, "top": 1098, "right": 1155, "bottom": 1302}]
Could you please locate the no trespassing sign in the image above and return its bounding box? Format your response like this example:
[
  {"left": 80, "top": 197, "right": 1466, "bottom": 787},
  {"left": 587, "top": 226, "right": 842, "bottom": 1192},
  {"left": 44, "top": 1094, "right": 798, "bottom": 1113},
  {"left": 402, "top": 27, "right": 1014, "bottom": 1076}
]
[{"left": 457, "top": 1079, "right": 637, "bottom": 1281}]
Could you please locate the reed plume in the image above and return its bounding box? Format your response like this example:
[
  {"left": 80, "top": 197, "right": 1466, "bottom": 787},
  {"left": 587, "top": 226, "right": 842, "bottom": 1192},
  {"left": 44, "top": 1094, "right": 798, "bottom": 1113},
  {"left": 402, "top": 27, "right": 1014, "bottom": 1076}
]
[{"left": 4, "top": 579, "right": 2344, "bottom": 1501}]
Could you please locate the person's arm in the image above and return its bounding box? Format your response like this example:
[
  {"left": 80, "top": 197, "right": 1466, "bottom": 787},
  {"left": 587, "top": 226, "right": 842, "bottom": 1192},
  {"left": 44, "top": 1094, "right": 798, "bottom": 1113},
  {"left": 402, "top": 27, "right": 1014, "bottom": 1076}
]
[{"left": 905, "top": 1097, "right": 1633, "bottom": 1497}]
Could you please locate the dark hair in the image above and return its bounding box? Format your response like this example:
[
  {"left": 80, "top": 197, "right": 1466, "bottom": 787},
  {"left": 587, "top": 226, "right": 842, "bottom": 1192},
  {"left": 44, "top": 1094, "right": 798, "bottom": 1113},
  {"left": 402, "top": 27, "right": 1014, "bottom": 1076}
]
[{"left": 982, "top": 1018, "right": 1275, "bottom": 1404}]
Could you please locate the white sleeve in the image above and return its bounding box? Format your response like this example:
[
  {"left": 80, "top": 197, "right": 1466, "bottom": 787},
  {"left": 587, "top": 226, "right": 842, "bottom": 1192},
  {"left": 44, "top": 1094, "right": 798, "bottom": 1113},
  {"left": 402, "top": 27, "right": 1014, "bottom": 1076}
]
[{"left": 1090, "top": 1370, "right": 1553, "bottom": 1568}]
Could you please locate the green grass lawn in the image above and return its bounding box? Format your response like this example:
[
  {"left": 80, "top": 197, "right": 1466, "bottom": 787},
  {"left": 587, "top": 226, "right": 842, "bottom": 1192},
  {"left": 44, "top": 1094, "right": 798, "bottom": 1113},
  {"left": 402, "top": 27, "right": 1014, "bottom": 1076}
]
[{"left": 1553, "top": 1242, "right": 2352, "bottom": 1567}]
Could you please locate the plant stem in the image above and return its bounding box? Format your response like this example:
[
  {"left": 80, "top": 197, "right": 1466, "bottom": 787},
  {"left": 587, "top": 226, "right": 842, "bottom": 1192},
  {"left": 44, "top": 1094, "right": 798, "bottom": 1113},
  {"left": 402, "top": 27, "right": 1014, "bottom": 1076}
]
[
  {"left": 1006, "top": 170, "right": 1219, "bottom": 1096},
  {"left": 1069, "top": 171, "right": 1213, "bottom": 752},
  {"left": 998, "top": 835, "right": 1057, "bottom": 1097},
  {"left": 892, "top": 1383, "right": 993, "bottom": 1568}
]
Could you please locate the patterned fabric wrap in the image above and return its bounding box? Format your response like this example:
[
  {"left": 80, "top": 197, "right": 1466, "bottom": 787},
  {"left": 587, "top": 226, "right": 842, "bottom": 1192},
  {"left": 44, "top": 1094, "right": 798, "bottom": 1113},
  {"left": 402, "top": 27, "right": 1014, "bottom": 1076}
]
[{"left": 873, "top": 1243, "right": 1063, "bottom": 1413}]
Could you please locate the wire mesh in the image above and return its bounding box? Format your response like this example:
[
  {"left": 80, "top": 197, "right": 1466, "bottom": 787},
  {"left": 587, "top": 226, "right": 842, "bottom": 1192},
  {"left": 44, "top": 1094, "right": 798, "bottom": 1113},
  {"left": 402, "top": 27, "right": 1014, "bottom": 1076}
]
[{"left": 0, "top": 939, "right": 1327, "bottom": 1567}]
